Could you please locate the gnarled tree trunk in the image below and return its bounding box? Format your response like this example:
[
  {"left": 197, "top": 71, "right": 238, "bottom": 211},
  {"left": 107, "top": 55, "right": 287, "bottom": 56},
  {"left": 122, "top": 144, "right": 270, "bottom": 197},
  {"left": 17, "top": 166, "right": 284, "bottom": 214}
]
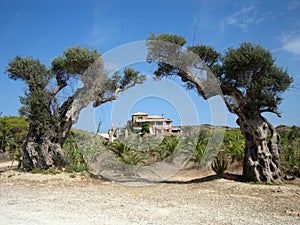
[
  {"left": 238, "top": 114, "right": 282, "bottom": 183},
  {"left": 21, "top": 127, "right": 66, "bottom": 170},
  {"left": 20, "top": 81, "right": 102, "bottom": 170},
  {"left": 20, "top": 95, "right": 84, "bottom": 169}
]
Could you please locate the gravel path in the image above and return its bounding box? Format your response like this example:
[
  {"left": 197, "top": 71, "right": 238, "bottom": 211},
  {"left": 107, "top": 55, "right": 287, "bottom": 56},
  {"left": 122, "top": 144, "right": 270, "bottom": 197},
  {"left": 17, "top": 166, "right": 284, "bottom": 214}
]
[{"left": 0, "top": 170, "right": 299, "bottom": 225}]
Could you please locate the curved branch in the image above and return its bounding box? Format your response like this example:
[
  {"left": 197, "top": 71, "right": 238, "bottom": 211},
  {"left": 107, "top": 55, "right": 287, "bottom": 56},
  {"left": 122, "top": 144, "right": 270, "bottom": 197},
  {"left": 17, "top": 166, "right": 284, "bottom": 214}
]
[
  {"left": 52, "top": 76, "right": 67, "bottom": 95},
  {"left": 93, "top": 78, "right": 144, "bottom": 108},
  {"left": 178, "top": 69, "right": 209, "bottom": 100},
  {"left": 260, "top": 108, "right": 282, "bottom": 118},
  {"left": 93, "top": 88, "right": 122, "bottom": 107},
  {"left": 220, "top": 84, "right": 244, "bottom": 103}
]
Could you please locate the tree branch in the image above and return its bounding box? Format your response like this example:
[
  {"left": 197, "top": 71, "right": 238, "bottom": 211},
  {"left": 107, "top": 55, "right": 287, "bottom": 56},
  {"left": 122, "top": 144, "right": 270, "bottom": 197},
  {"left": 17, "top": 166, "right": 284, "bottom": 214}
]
[
  {"left": 221, "top": 84, "right": 243, "bottom": 100},
  {"left": 52, "top": 76, "right": 67, "bottom": 95},
  {"left": 93, "top": 88, "right": 122, "bottom": 107},
  {"left": 178, "top": 69, "right": 209, "bottom": 100},
  {"left": 92, "top": 78, "right": 143, "bottom": 108},
  {"left": 260, "top": 108, "right": 282, "bottom": 118},
  {"left": 222, "top": 96, "right": 239, "bottom": 114}
]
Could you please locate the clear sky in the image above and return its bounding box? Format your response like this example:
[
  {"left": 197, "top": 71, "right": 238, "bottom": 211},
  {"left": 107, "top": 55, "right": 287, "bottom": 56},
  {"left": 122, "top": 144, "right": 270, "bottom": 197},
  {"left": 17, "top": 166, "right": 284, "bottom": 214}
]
[{"left": 1, "top": 0, "right": 300, "bottom": 132}]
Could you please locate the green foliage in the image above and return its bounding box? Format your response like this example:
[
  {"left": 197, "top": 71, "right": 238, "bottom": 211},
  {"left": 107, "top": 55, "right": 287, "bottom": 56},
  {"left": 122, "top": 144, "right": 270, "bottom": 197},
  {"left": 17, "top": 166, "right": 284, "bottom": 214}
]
[
  {"left": 147, "top": 34, "right": 293, "bottom": 183},
  {"left": 107, "top": 139, "right": 144, "bottom": 165},
  {"left": 119, "top": 151, "right": 144, "bottom": 166},
  {"left": 63, "top": 133, "right": 88, "bottom": 172},
  {"left": 147, "top": 33, "right": 293, "bottom": 117},
  {"left": 221, "top": 130, "right": 245, "bottom": 162},
  {"left": 120, "top": 68, "right": 146, "bottom": 89},
  {"left": 98, "top": 69, "right": 146, "bottom": 107},
  {"left": 104, "top": 135, "right": 180, "bottom": 165},
  {"left": 0, "top": 116, "right": 29, "bottom": 159},
  {"left": 6, "top": 56, "right": 51, "bottom": 89},
  {"left": 147, "top": 33, "right": 188, "bottom": 78},
  {"left": 190, "top": 130, "right": 210, "bottom": 163},
  {"left": 221, "top": 42, "right": 293, "bottom": 115},
  {"left": 52, "top": 46, "right": 100, "bottom": 76},
  {"left": 148, "top": 32, "right": 187, "bottom": 46},
  {"left": 154, "top": 135, "right": 180, "bottom": 161},
  {"left": 211, "top": 157, "right": 228, "bottom": 175},
  {"left": 187, "top": 45, "right": 221, "bottom": 67},
  {"left": 141, "top": 122, "right": 150, "bottom": 136},
  {"left": 279, "top": 126, "right": 300, "bottom": 177}
]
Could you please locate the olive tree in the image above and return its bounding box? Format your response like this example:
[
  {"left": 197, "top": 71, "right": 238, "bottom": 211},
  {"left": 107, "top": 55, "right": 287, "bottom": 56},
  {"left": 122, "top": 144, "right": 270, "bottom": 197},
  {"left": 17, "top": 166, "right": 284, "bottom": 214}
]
[
  {"left": 5, "top": 47, "right": 145, "bottom": 170},
  {"left": 147, "top": 33, "right": 293, "bottom": 183}
]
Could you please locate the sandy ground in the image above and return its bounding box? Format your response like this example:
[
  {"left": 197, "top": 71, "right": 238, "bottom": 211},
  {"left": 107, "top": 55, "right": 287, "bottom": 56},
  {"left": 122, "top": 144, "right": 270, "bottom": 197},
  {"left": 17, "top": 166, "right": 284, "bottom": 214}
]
[{"left": 0, "top": 163, "right": 300, "bottom": 225}]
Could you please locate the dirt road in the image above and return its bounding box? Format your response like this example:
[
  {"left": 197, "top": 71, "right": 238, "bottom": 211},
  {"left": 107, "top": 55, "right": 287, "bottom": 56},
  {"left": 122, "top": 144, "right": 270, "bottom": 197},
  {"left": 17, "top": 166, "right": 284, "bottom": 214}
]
[{"left": 1, "top": 169, "right": 299, "bottom": 225}]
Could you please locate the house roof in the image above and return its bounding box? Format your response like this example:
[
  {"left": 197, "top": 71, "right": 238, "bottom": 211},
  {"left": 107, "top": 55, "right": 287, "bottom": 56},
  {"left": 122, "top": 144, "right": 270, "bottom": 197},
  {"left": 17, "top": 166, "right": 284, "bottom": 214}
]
[
  {"left": 132, "top": 112, "right": 173, "bottom": 122},
  {"left": 132, "top": 112, "right": 148, "bottom": 116}
]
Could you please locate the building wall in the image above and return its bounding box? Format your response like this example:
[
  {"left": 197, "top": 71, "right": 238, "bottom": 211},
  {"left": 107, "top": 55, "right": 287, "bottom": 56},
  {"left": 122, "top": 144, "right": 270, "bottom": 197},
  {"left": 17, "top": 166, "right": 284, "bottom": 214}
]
[{"left": 132, "top": 113, "right": 172, "bottom": 134}]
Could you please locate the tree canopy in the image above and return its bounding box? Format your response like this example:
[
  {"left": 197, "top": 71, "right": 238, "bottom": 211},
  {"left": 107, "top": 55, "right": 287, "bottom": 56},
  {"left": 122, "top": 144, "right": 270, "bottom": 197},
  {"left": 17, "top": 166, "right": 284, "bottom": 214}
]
[
  {"left": 147, "top": 33, "right": 293, "bottom": 183},
  {"left": 147, "top": 33, "right": 293, "bottom": 119}
]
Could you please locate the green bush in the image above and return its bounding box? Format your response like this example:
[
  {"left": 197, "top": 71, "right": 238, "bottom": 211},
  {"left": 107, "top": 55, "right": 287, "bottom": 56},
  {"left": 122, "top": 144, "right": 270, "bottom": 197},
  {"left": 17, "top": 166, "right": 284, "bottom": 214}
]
[
  {"left": 0, "top": 116, "right": 29, "bottom": 160},
  {"left": 105, "top": 135, "right": 180, "bottom": 165},
  {"left": 141, "top": 122, "right": 150, "bottom": 136},
  {"left": 221, "top": 130, "right": 245, "bottom": 162},
  {"left": 279, "top": 126, "right": 300, "bottom": 177},
  {"left": 63, "top": 133, "right": 88, "bottom": 172}
]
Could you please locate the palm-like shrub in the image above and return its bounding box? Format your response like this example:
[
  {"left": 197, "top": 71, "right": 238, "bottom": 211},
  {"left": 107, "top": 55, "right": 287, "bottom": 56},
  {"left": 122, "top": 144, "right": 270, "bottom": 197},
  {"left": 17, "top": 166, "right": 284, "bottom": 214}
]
[
  {"left": 190, "top": 130, "right": 210, "bottom": 163},
  {"left": 107, "top": 139, "right": 144, "bottom": 165},
  {"left": 221, "top": 130, "right": 245, "bottom": 162},
  {"left": 154, "top": 135, "right": 179, "bottom": 161},
  {"left": 119, "top": 151, "right": 144, "bottom": 165}
]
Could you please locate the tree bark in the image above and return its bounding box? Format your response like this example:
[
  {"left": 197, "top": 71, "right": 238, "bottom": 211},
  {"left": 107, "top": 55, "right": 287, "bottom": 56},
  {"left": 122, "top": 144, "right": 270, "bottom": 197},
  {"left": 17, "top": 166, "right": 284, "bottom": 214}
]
[
  {"left": 21, "top": 127, "right": 66, "bottom": 170},
  {"left": 238, "top": 114, "right": 282, "bottom": 183}
]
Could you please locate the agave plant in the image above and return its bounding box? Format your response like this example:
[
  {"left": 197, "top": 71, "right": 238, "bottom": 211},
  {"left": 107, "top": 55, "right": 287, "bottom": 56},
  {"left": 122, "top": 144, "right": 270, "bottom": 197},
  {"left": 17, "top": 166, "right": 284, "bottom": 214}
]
[{"left": 211, "top": 157, "right": 228, "bottom": 175}]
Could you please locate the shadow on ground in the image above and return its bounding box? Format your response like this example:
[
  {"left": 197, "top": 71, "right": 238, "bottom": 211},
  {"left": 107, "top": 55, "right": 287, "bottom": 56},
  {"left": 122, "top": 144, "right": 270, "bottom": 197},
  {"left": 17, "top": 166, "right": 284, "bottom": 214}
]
[{"left": 161, "top": 173, "right": 243, "bottom": 184}]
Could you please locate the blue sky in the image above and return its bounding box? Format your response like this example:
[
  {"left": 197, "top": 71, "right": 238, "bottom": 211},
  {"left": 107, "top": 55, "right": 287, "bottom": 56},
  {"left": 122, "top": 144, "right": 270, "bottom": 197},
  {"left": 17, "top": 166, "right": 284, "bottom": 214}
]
[{"left": 1, "top": 0, "right": 300, "bottom": 132}]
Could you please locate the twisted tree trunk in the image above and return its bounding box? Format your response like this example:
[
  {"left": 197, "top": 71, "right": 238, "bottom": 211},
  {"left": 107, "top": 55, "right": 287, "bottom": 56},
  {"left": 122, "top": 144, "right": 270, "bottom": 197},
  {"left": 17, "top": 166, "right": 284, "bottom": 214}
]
[
  {"left": 21, "top": 127, "right": 66, "bottom": 170},
  {"left": 20, "top": 74, "right": 104, "bottom": 170},
  {"left": 238, "top": 114, "right": 282, "bottom": 183},
  {"left": 20, "top": 94, "right": 84, "bottom": 169}
]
